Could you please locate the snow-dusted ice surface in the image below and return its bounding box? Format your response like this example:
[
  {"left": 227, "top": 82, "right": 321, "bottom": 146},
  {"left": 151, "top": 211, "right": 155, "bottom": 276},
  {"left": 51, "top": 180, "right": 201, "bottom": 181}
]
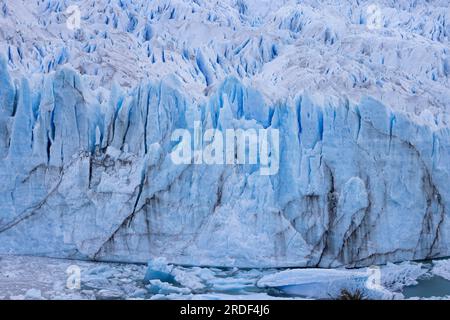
[
  {"left": 0, "top": 0, "right": 450, "bottom": 268},
  {"left": 0, "top": 255, "right": 148, "bottom": 300}
]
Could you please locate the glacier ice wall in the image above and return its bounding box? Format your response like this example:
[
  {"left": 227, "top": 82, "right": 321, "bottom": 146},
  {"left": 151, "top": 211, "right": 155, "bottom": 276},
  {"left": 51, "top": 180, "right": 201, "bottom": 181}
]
[
  {"left": 1, "top": 58, "right": 449, "bottom": 267},
  {"left": 0, "top": 0, "right": 450, "bottom": 267}
]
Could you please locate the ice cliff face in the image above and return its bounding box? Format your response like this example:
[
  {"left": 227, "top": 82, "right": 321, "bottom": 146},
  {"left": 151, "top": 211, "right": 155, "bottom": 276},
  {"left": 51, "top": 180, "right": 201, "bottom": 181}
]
[{"left": 0, "top": 0, "right": 450, "bottom": 268}]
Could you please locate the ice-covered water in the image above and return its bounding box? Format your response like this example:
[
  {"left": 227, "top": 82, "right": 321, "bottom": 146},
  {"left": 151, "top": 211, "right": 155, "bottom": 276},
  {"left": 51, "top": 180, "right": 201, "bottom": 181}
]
[
  {"left": 2, "top": 255, "right": 450, "bottom": 300},
  {"left": 0, "top": 255, "right": 294, "bottom": 300}
]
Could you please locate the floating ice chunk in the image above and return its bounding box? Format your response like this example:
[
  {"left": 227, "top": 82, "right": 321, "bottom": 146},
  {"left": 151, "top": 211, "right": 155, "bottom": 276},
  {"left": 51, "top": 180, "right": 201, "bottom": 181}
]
[
  {"left": 129, "top": 288, "right": 147, "bottom": 299},
  {"left": 190, "top": 267, "right": 216, "bottom": 282},
  {"left": 144, "top": 258, "right": 176, "bottom": 284},
  {"left": 380, "top": 262, "right": 430, "bottom": 292},
  {"left": 96, "top": 289, "right": 124, "bottom": 300},
  {"left": 171, "top": 268, "right": 206, "bottom": 291},
  {"left": 209, "top": 276, "right": 256, "bottom": 293},
  {"left": 144, "top": 270, "right": 176, "bottom": 285},
  {"left": 257, "top": 268, "right": 391, "bottom": 299},
  {"left": 146, "top": 280, "right": 190, "bottom": 295},
  {"left": 432, "top": 259, "right": 450, "bottom": 281},
  {"left": 258, "top": 268, "right": 365, "bottom": 287}
]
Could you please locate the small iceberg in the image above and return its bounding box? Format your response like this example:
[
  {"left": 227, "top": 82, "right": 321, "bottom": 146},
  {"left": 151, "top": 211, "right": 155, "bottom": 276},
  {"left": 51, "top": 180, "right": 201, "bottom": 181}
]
[
  {"left": 144, "top": 258, "right": 177, "bottom": 284},
  {"left": 257, "top": 268, "right": 392, "bottom": 299}
]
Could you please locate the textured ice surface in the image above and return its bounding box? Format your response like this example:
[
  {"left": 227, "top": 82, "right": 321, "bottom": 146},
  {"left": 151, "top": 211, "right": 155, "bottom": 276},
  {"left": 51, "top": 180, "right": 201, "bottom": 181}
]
[
  {"left": 432, "top": 259, "right": 450, "bottom": 280},
  {"left": 0, "top": 0, "right": 450, "bottom": 268},
  {"left": 257, "top": 268, "right": 374, "bottom": 299},
  {"left": 0, "top": 254, "right": 148, "bottom": 300},
  {"left": 256, "top": 266, "right": 417, "bottom": 299}
]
